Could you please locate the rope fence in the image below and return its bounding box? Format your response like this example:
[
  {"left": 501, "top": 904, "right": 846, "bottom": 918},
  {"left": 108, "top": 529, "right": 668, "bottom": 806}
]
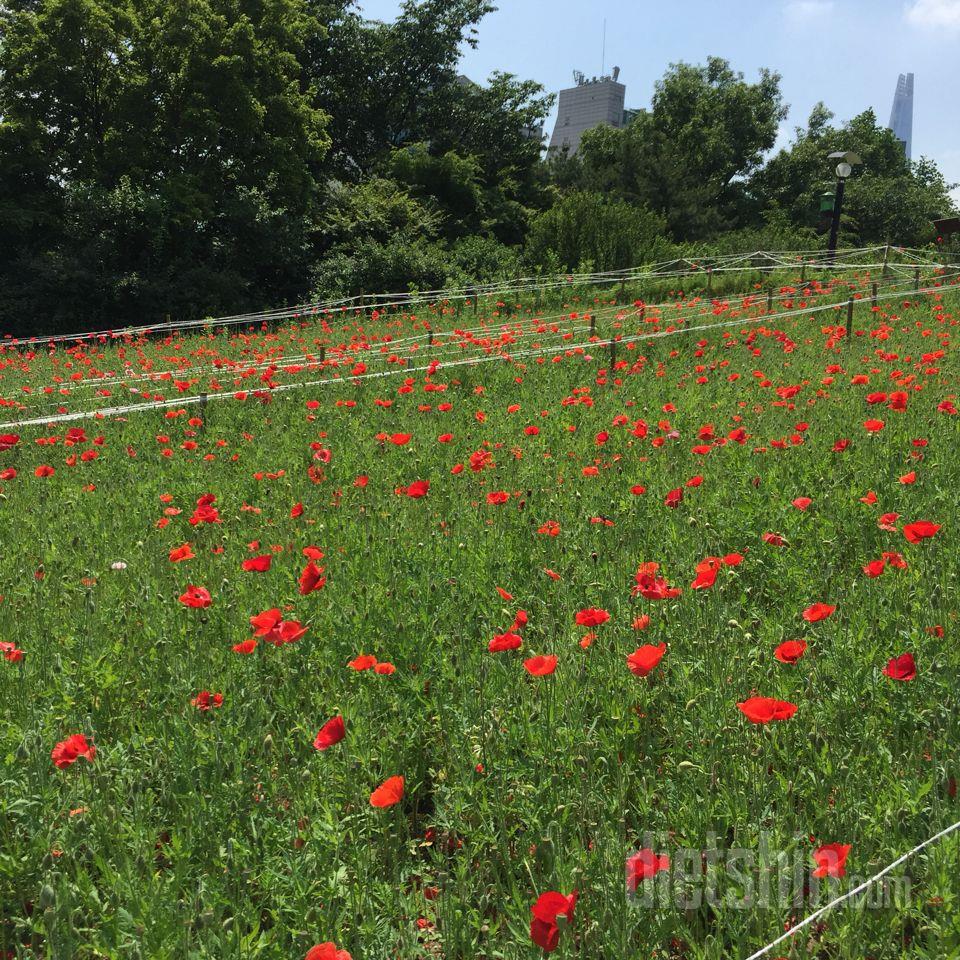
[
  {"left": 2, "top": 266, "right": 957, "bottom": 430},
  {"left": 2, "top": 244, "right": 952, "bottom": 347},
  {"left": 5, "top": 258, "right": 957, "bottom": 417}
]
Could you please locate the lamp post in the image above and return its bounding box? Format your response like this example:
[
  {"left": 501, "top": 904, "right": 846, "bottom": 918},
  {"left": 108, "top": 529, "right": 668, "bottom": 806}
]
[{"left": 826, "top": 151, "right": 861, "bottom": 261}]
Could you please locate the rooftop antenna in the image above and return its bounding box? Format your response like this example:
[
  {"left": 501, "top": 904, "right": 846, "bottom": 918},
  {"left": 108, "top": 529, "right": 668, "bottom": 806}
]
[{"left": 601, "top": 18, "right": 606, "bottom": 77}]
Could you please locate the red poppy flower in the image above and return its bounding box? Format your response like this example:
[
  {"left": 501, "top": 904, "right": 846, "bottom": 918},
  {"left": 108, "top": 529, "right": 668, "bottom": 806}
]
[
  {"left": 374, "top": 661, "right": 396, "bottom": 675},
  {"left": 737, "top": 697, "right": 797, "bottom": 724},
  {"left": 34, "top": 465, "right": 55, "bottom": 478},
  {"left": 863, "top": 419, "right": 885, "bottom": 433},
  {"left": 242, "top": 555, "right": 272, "bottom": 572},
  {"left": 524, "top": 654, "right": 557, "bottom": 676},
  {"left": 801, "top": 602, "right": 835, "bottom": 623},
  {"left": 626, "top": 643, "right": 666, "bottom": 677},
  {"left": 486, "top": 491, "right": 509, "bottom": 505},
  {"left": 169, "top": 543, "right": 195, "bottom": 563},
  {"left": 626, "top": 849, "right": 670, "bottom": 890},
  {"left": 664, "top": 487, "right": 683, "bottom": 508},
  {"left": 575, "top": 607, "right": 610, "bottom": 627},
  {"left": 632, "top": 614, "right": 651, "bottom": 630},
  {"left": 313, "top": 716, "right": 346, "bottom": 751},
  {"left": 883, "top": 652, "right": 916, "bottom": 681},
  {"left": 1, "top": 641, "right": 24, "bottom": 663},
  {"left": 812, "top": 843, "right": 851, "bottom": 878},
  {"left": 370, "top": 775, "right": 404, "bottom": 808},
  {"left": 264, "top": 620, "right": 307, "bottom": 645},
  {"left": 304, "top": 942, "right": 352, "bottom": 960},
  {"left": 232, "top": 639, "right": 258, "bottom": 654},
  {"left": 489, "top": 631, "right": 522, "bottom": 652},
  {"left": 191, "top": 690, "right": 224, "bottom": 711},
  {"left": 529, "top": 890, "right": 577, "bottom": 953},
  {"left": 792, "top": 496, "right": 812, "bottom": 511},
  {"left": 179, "top": 585, "right": 212, "bottom": 608},
  {"left": 299, "top": 561, "right": 327, "bottom": 595},
  {"left": 633, "top": 565, "right": 682, "bottom": 600},
  {"left": 862, "top": 558, "right": 886, "bottom": 578},
  {"left": 348, "top": 654, "right": 377, "bottom": 671},
  {"left": 902, "top": 521, "right": 941, "bottom": 543},
  {"left": 250, "top": 608, "right": 282, "bottom": 635},
  {"left": 774, "top": 640, "right": 807, "bottom": 664},
  {"left": 290, "top": 502, "right": 304, "bottom": 518},
  {"left": 52, "top": 733, "right": 96, "bottom": 769},
  {"left": 399, "top": 480, "right": 430, "bottom": 499},
  {"left": 762, "top": 532, "right": 785, "bottom": 547},
  {"left": 691, "top": 565, "right": 718, "bottom": 590}
]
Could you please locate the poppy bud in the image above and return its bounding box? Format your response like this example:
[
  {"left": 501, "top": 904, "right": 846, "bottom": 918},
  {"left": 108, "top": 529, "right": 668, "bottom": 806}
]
[
  {"left": 39, "top": 884, "right": 56, "bottom": 909},
  {"left": 534, "top": 836, "right": 555, "bottom": 873},
  {"left": 262, "top": 733, "right": 274, "bottom": 753}
]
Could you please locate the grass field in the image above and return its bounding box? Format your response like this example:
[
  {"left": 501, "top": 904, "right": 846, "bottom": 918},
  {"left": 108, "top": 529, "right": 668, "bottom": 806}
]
[{"left": 2, "top": 264, "right": 960, "bottom": 959}]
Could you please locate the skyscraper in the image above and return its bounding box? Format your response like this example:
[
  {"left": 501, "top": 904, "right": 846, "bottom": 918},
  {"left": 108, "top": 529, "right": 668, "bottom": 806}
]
[
  {"left": 888, "top": 73, "right": 914, "bottom": 161},
  {"left": 549, "top": 69, "right": 627, "bottom": 156}
]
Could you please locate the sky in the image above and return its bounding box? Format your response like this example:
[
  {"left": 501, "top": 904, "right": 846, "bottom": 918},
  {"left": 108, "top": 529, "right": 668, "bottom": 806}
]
[{"left": 354, "top": 0, "right": 960, "bottom": 204}]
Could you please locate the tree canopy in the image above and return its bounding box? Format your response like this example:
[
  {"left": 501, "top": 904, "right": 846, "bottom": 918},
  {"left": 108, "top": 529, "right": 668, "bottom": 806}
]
[{"left": 0, "top": 1, "right": 955, "bottom": 336}]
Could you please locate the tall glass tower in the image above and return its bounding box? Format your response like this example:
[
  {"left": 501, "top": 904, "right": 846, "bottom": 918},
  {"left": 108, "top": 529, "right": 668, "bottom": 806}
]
[{"left": 888, "top": 73, "right": 914, "bottom": 161}]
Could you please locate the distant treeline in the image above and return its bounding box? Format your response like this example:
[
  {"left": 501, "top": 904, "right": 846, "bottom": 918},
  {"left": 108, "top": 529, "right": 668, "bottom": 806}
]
[{"left": 0, "top": 0, "right": 956, "bottom": 335}]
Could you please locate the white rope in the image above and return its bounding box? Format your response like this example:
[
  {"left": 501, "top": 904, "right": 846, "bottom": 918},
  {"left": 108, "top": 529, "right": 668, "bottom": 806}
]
[
  {"left": 743, "top": 817, "right": 960, "bottom": 960},
  {"left": 7, "top": 264, "right": 945, "bottom": 413},
  {"left": 5, "top": 246, "right": 948, "bottom": 347},
  {"left": 3, "top": 271, "right": 956, "bottom": 430}
]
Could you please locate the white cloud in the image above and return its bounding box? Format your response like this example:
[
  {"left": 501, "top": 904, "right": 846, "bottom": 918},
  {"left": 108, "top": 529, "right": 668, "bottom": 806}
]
[
  {"left": 784, "top": 0, "right": 836, "bottom": 21},
  {"left": 905, "top": 0, "right": 960, "bottom": 28}
]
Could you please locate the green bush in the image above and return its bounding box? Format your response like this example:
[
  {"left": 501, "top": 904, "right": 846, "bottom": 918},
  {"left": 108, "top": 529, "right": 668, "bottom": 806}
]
[{"left": 524, "top": 191, "right": 673, "bottom": 274}]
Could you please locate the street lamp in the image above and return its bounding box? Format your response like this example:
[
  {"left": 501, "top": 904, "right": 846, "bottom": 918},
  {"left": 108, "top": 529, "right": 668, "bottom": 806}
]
[{"left": 826, "top": 151, "right": 862, "bottom": 260}]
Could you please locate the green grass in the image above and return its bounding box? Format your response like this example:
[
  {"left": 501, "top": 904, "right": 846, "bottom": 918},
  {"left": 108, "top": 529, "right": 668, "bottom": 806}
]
[{"left": 1, "top": 267, "right": 959, "bottom": 959}]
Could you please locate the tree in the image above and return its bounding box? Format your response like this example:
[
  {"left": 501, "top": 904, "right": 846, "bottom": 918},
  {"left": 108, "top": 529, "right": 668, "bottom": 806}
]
[
  {"left": 524, "top": 191, "right": 671, "bottom": 273},
  {"left": 753, "top": 107, "right": 957, "bottom": 246},
  {"left": 306, "top": 0, "right": 493, "bottom": 178},
  {"left": 307, "top": 3, "right": 552, "bottom": 245},
  {"left": 575, "top": 57, "right": 786, "bottom": 241},
  {"left": 0, "top": 0, "right": 329, "bottom": 333},
  {"left": 388, "top": 144, "right": 486, "bottom": 239}
]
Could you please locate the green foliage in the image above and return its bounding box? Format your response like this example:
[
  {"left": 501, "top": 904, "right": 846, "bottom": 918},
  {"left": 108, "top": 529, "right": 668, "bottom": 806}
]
[
  {"left": 0, "top": 0, "right": 329, "bottom": 334},
  {"left": 525, "top": 191, "right": 672, "bottom": 273},
  {"left": 306, "top": 0, "right": 495, "bottom": 176},
  {"left": 0, "top": 0, "right": 956, "bottom": 338},
  {"left": 753, "top": 107, "right": 957, "bottom": 246},
  {"left": 389, "top": 145, "right": 486, "bottom": 239},
  {"left": 574, "top": 57, "right": 787, "bottom": 241},
  {"left": 1, "top": 276, "right": 959, "bottom": 957}
]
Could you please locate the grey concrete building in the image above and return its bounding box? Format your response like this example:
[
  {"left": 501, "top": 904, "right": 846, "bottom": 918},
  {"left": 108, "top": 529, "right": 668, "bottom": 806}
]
[{"left": 549, "top": 69, "right": 627, "bottom": 156}]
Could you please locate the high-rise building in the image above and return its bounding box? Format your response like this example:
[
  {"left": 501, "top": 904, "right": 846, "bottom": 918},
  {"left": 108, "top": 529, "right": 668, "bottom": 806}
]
[
  {"left": 888, "top": 72, "right": 914, "bottom": 161},
  {"left": 549, "top": 68, "right": 627, "bottom": 156}
]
